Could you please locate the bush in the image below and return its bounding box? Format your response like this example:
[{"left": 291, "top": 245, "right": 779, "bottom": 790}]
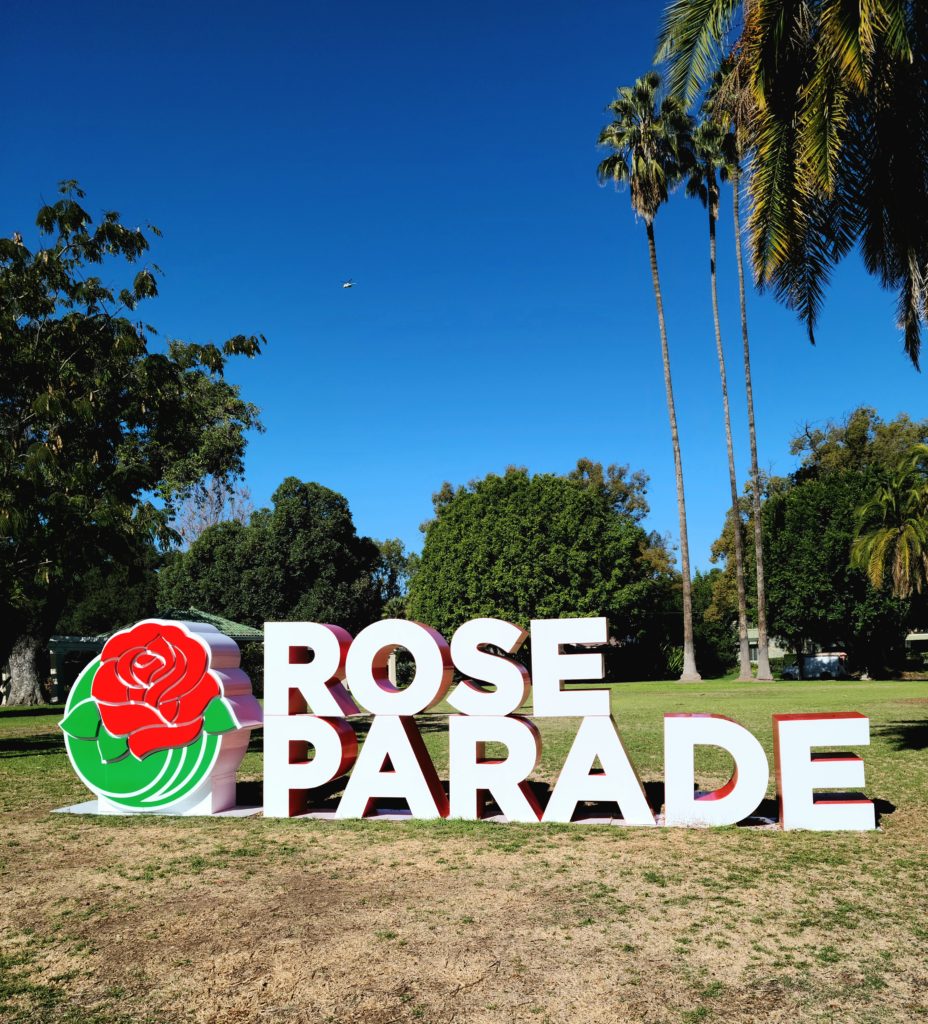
[{"left": 769, "top": 655, "right": 796, "bottom": 679}]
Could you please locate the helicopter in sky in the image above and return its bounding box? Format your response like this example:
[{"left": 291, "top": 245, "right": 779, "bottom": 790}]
[{"left": 341, "top": 279, "right": 355, "bottom": 289}]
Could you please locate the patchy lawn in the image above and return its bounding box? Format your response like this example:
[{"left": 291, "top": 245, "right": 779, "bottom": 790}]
[{"left": 1, "top": 679, "right": 927, "bottom": 1023}]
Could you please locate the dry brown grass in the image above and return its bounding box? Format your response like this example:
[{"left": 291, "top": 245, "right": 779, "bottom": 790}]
[{"left": 2, "top": 679, "right": 927, "bottom": 1024}]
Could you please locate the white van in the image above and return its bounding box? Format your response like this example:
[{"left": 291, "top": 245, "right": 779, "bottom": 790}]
[{"left": 781, "top": 652, "right": 849, "bottom": 680}]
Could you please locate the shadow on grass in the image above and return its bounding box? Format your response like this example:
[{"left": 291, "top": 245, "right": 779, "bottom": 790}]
[
  {"left": 0, "top": 706, "right": 62, "bottom": 719},
  {"left": 741, "top": 795, "right": 895, "bottom": 827},
  {"left": 873, "top": 720, "right": 928, "bottom": 751},
  {"left": 0, "top": 734, "right": 64, "bottom": 757}
]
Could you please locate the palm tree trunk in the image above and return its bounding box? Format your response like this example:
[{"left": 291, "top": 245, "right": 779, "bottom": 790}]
[
  {"left": 732, "top": 165, "right": 772, "bottom": 681},
  {"left": 709, "top": 204, "right": 752, "bottom": 680},
  {"left": 646, "top": 221, "right": 700, "bottom": 681}
]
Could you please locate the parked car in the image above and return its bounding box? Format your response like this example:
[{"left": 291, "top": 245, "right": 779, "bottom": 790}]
[{"left": 781, "top": 652, "right": 850, "bottom": 680}]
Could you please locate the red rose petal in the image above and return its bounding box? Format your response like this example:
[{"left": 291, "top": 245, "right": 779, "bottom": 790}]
[
  {"left": 98, "top": 701, "right": 166, "bottom": 737},
  {"left": 175, "top": 673, "right": 221, "bottom": 723},
  {"left": 101, "top": 622, "right": 163, "bottom": 663},
  {"left": 154, "top": 636, "right": 209, "bottom": 705},
  {"left": 128, "top": 718, "right": 204, "bottom": 759},
  {"left": 91, "top": 661, "right": 131, "bottom": 704}
]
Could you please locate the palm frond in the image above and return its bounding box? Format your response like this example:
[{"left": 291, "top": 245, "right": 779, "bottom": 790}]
[
  {"left": 747, "top": 105, "right": 798, "bottom": 279},
  {"left": 897, "top": 256, "right": 924, "bottom": 369},
  {"left": 765, "top": 202, "right": 835, "bottom": 345},
  {"left": 597, "top": 72, "right": 694, "bottom": 222},
  {"left": 796, "top": 51, "right": 851, "bottom": 197},
  {"left": 819, "top": 0, "right": 874, "bottom": 93},
  {"left": 852, "top": 442, "right": 928, "bottom": 597},
  {"left": 656, "top": 0, "right": 743, "bottom": 105},
  {"left": 841, "top": 4, "right": 928, "bottom": 368}
]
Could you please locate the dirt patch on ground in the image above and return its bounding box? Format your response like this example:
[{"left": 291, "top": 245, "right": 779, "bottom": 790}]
[{"left": 3, "top": 814, "right": 927, "bottom": 1024}]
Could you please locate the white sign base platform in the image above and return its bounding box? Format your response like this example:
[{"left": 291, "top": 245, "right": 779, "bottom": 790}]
[{"left": 54, "top": 799, "right": 262, "bottom": 818}]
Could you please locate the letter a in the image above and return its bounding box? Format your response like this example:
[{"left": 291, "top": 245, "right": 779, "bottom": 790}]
[
  {"left": 543, "top": 716, "right": 654, "bottom": 825},
  {"left": 337, "top": 716, "right": 448, "bottom": 819}
]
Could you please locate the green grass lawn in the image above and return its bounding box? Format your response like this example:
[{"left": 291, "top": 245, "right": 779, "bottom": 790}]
[{"left": 1, "top": 678, "right": 926, "bottom": 1023}]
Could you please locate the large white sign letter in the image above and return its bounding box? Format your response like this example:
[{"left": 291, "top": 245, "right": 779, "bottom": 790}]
[
  {"left": 664, "top": 714, "right": 769, "bottom": 827},
  {"left": 530, "top": 617, "right": 610, "bottom": 717},
  {"left": 337, "top": 716, "right": 448, "bottom": 819},
  {"left": 448, "top": 715, "right": 542, "bottom": 822},
  {"left": 264, "top": 715, "right": 357, "bottom": 817},
  {"left": 346, "top": 619, "right": 453, "bottom": 715},
  {"left": 543, "top": 716, "right": 655, "bottom": 825},
  {"left": 264, "top": 622, "right": 358, "bottom": 717},
  {"left": 448, "top": 618, "right": 531, "bottom": 716},
  {"left": 773, "top": 712, "right": 876, "bottom": 831}
]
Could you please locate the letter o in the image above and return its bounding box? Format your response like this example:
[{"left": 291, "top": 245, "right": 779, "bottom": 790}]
[{"left": 346, "top": 619, "right": 453, "bottom": 715}]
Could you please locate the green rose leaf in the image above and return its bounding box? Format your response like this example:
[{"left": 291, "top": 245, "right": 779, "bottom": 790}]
[
  {"left": 97, "top": 728, "right": 130, "bottom": 763},
  {"left": 59, "top": 698, "right": 101, "bottom": 740},
  {"left": 202, "top": 696, "right": 239, "bottom": 734}
]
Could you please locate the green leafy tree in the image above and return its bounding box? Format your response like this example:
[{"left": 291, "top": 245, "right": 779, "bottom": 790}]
[
  {"left": 852, "top": 444, "right": 928, "bottom": 599},
  {"left": 658, "top": 1, "right": 928, "bottom": 364},
  {"left": 692, "top": 569, "right": 738, "bottom": 677},
  {"left": 598, "top": 71, "right": 701, "bottom": 680},
  {"left": 158, "top": 477, "right": 383, "bottom": 633},
  {"left": 764, "top": 473, "right": 909, "bottom": 677},
  {"left": 0, "top": 183, "right": 263, "bottom": 703},
  {"left": 55, "top": 541, "right": 160, "bottom": 637},
  {"left": 407, "top": 462, "right": 677, "bottom": 678},
  {"left": 711, "top": 409, "right": 926, "bottom": 675},
  {"left": 373, "top": 538, "right": 418, "bottom": 619},
  {"left": 792, "top": 407, "right": 928, "bottom": 481},
  {"left": 686, "top": 116, "right": 752, "bottom": 679},
  {"left": 712, "top": 410, "right": 928, "bottom": 604}
]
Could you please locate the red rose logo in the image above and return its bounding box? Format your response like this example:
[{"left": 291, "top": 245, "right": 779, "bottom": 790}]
[{"left": 91, "top": 622, "right": 222, "bottom": 759}]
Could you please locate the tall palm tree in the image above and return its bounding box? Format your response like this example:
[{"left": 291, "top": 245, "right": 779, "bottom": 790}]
[
  {"left": 730, "top": 152, "right": 773, "bottom": 680},
  {"left": 705, "top": 65, "right": 774, "bottom": 680},
  {"left": 686, "top": 119, "right": 752, "bottom": 680},
  {"left": 657, "top": 1, "right": 928, "bottom": 367},
  {"left": 598, "top": 71, "right": 701, "bottom": 681},
  {"left": 852, "top": 445, "right": 928, "bottom": 599}
]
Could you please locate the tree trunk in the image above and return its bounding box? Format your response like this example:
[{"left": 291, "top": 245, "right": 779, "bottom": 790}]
[
  {"left": 708, "top": 202, "right": 752, "bottom": 681},
  {"left": 646, "top": 221, "right": 701, "bottom": 681},
  {"left": 732, "top": 166, "right": 772, "bottom": 681},
  {"left": 6, "top": 634, "right": 45, "bottom": 706}
]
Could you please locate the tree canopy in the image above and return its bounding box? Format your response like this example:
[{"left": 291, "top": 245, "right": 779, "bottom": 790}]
[
  {"left": 597, "top": 70, "right": 693, "bottom": 224},
  {"left": 658, "top": 1, "right": 928, "bottom": 363},
  {"left": 763, "top": 471, "right": 910, "bottom": 675},
  {"left": 791, "top": 407, "right": 928, "bottom": 481},
  {"left": 54, "top": 543, "right": 160, "bottom": 638},
  {"left": 709, "top": 408, "right": 920, "bottom": 675},
  {"left": 0, "top": 182, "right": 263, "bottom": 702},
  {"left": 158, "top": 477, "right": 385, "bottom": 633},
  {"left": 407, "top": 462, "right": 677, "bottom": 676}
]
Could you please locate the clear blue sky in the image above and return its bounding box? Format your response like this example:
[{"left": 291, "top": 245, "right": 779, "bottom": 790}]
[{"left": 4, "top": 1, "right": 923, "bottom": 570}]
